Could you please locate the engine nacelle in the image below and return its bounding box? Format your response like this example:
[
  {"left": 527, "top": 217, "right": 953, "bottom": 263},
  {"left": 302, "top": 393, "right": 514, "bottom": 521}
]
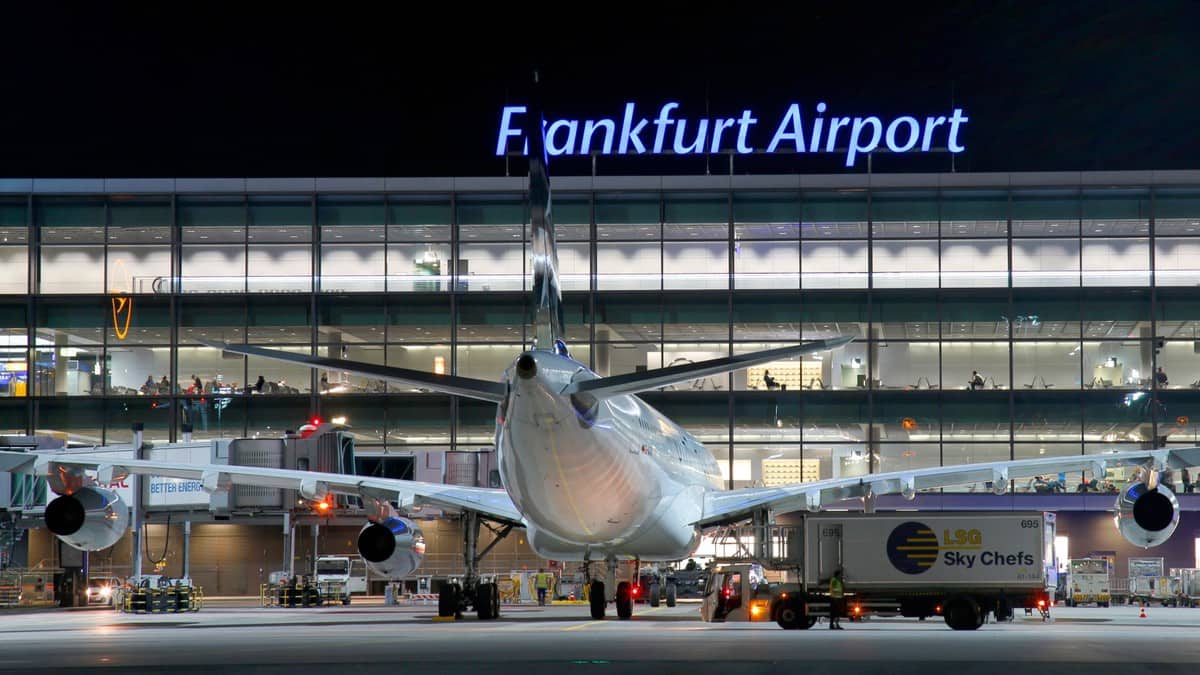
[
  {"left": 44, "top": 487, "right": 129, "bottom": 552},
  {"left": 357, "top": 516, "right": 425, "bottom": 579},
  {"left": 1114, "top": 481, "right": 1180, "bottom": 548}
]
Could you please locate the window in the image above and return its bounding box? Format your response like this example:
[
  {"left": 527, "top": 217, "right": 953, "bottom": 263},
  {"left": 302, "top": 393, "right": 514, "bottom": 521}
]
[
  {"left": 180, "top": 197, "right": 246, "bottom": 293},
  {"left": 247, "top": 197, "right": 312, "bottom": 293},
  {"left": 319, "top": 196, "right": 385, "bottom": 293}
]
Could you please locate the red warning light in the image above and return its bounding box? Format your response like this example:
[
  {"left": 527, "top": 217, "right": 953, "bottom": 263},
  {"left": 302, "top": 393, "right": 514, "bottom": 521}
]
[
  {"left": 316, "top": 499, "right": 331, "bottom": 513},
  {"left": 310, "top": 417, "right": 322, "bottom": 426}
]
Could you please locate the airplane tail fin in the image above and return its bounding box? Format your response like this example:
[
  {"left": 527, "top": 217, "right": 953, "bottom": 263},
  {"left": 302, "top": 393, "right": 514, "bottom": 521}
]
[{"left": 528, "top": 71, "right": 565, "bottom": 352}]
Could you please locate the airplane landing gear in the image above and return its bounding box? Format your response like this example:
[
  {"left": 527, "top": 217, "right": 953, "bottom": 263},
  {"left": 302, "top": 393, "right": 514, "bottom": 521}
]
[
  {"left": 582, "top": 554, "right": 605, "bottom": 619},
  {"left": 436, "top": 511, "right": 512, "bottom": 620},
  {"left": 616, "top": 581, "right": 633, "bottom": 619},
  {"left": 589, "top": 580, "right": 606, "bottom": 619}
]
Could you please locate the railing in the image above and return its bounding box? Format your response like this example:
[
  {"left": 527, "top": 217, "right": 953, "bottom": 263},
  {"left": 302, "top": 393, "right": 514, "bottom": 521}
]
[
  {"left": 709, "top": 524, "right": 803, "bottom": 568},
  {"left": 126, "top": 267, "right": 1178, "bottom": 295}
]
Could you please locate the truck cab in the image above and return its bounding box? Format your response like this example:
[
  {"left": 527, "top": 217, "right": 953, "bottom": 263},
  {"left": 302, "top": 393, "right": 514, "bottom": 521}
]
[
  {"left": 701, "top": 563, "right": 783, "bottom": 624},
  {"left": 315, "top": 555, "right": 364, "bottom": 605}
]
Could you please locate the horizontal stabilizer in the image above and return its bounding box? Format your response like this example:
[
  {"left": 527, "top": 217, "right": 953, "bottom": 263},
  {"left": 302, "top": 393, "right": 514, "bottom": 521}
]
[
  {"left": 565, "top": 336, "right": 853, "bottom": 399},
  {"left": 199, "top": 340, "right": 506, "bottom": 403}
]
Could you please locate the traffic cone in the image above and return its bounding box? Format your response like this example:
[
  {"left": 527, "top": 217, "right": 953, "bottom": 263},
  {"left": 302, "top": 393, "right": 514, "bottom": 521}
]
[{"left": 1139, "top": 605, "right": 1147, "bottom": 619}]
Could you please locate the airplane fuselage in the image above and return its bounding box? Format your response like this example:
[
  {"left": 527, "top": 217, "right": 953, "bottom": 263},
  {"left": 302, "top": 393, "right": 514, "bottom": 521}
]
[{"left": 496, "top": 349, "right": 722, "bottom": 561}]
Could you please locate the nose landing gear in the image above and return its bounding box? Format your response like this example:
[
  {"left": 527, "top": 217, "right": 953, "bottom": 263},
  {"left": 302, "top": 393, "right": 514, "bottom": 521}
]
[{"left": 582, "top": 553, "right": 632, "bottom": 620}]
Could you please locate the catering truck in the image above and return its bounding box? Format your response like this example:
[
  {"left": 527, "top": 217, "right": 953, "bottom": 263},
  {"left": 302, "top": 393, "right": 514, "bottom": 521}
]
[{"left": 702, "top": 511, "right": 1056, "bottom": 631}]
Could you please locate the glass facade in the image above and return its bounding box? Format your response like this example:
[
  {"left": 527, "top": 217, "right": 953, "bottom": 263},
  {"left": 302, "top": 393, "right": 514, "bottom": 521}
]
[{"left": 3, "top": 175, "right": 1200, "bottom": 493}]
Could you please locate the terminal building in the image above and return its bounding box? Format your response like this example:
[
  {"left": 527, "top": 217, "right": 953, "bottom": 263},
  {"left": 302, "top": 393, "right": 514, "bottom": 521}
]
[{"left": 3, "top": 170, "right": 1200, "bottom": 593}]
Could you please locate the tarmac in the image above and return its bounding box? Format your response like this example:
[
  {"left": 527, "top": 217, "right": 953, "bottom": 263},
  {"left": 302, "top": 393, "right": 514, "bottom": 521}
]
[{"left": 2, "top": 598, "right": 1199, "bottom": 674}]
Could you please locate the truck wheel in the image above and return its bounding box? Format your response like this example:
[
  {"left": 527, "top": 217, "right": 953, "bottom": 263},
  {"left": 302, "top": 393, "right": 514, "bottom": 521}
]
[
  {"left": 616, "top": 581, "right": 633, "bottom": 619},
  {"left": 648, "top": 583, "right": 660, "bottom": 607},
  {"left": 666, "top": 582, "right": 677, "bottom": 608},
  {"left": 775, "top": 598, "right": 813, "bottom": 630},
  {"left": 944, "top": 596, "right": 981, "bottom": 630},
  {"left": 589, "top": 581, "right": 606, "bottom": 620},
  {"left": 342, "top": 595, "right": 351, "bottom": 606},
  {"left": 438, "top": 583, "right": 460, "bottom": 618}
]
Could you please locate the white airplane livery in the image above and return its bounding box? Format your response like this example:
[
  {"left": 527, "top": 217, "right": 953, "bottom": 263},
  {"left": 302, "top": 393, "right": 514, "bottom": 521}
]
[{"left": 2, "top": 80, "right": 1198, "bottom": 622}]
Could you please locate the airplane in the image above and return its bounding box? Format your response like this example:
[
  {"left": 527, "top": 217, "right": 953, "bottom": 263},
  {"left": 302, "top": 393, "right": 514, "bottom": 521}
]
[{"left": 2, "top": 76, "right": 1198, "bottom": 625}]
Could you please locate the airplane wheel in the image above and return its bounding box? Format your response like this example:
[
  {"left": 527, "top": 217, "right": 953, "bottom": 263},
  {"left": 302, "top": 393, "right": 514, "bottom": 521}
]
[
  {"left": 589, "top": 581, "right": 606, "bottom": 619},
  {"left": 666, "top": 582, "right": 677, "bottom": 607},
  {"left": 476, "top": 582, "right": 496, "bottom": 620},
  {"left": 438, "top": 583, "right": 460, "bottom": 618},
  {"left": 648, "top": 583, "right": 660, "bottom": 608},
  {"left": 616, "top": 581, "right": 633, "bottom": 619}
]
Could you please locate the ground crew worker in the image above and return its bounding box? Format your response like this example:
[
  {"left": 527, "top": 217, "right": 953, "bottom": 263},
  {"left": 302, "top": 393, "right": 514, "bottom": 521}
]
[
  {"left": 535, "top": 568, "right": 553, "bottom": 606},
  {"left": 829, "top": 568, "right": 845, "bottom": 629}
]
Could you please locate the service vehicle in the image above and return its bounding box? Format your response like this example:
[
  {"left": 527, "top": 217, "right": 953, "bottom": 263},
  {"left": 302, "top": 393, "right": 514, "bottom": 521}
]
[
  {"left": 86, "top": 575, "right": 122, "bottom": 606},
  {"left": 1173, "top": 568, "right": 1200, "bottom": 607},
  {"left": 635, "top": 563, "right": 709, "bottom": 606},
  {"left": 1065, "top": 558, "right": 1111, "bottom": 606},
  {"left": 1130, "top": 575, "right": 1182, "bottom": 606},
  {"left": 701, "top": 511, "right": 1056, "bottom": 631},
  {"left": 315, "top": 555, "right": 366, "bottom": 605}
]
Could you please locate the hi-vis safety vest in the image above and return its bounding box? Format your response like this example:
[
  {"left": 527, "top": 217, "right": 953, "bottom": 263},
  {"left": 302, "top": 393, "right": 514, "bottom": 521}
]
[
  {"left": 830, "top": 577, "right": 844, "bottom": 598},
  {"left": 536, "top": 573, "right": 553, "bottom": 589}
]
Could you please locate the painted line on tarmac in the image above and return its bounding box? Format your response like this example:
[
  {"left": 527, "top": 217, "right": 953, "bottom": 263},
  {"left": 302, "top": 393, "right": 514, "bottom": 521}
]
[
  {"left": 563, "top": 606, "right": 667, "bottom": 630},
  {"left": 563, "top": 620, "right": 605, "bottom": 631}
]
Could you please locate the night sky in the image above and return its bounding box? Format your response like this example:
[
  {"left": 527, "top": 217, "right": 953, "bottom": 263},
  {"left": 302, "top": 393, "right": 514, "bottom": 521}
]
[{"left": 1, "top": 1, "right": 1197, "bottom": 178}]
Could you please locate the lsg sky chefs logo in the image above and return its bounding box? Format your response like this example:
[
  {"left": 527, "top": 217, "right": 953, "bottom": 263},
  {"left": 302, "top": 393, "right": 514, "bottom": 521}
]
[
  {"left": 886, "top": 521, "right": 942, "bottom": 574},
  {"left": 886, "top": 521, "right": 1034, "bottom": 575},
  {"left": 496, "top": 102, "right": 968, "bottom": 167}
]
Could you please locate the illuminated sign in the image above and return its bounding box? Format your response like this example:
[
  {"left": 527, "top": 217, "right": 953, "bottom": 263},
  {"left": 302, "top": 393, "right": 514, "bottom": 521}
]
[
  {"left": 111, "top": 296, "right": 132, "bottom": 341},
  {"left": 497, "top": 102, "right": 968, "bottom": 167}
]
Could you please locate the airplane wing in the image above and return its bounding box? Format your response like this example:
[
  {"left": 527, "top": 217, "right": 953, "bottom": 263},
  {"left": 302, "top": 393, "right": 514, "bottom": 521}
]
[
  {"left": 698, "top": 446, "right": 1200, "bottom": 527},
  {"left": 0, "top": 450, "right": 523, "bottom": 526},
  {"left": 198, "top": 340, "right": 506, "bottom": 403},
  {"left": 564, "top": 337, "right": 853, "bottom": 399}
]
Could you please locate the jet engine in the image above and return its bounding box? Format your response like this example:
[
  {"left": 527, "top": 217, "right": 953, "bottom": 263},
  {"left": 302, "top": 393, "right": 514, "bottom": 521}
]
[
  {"left": 44, "top": 487, "right": 129, "bottom": 551},
  {"left": 357, "top": 516, "right": 426, "bottom": 579},
  {"left": 1114, "top": 481, "right": 1180, "bottom": 548}
]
